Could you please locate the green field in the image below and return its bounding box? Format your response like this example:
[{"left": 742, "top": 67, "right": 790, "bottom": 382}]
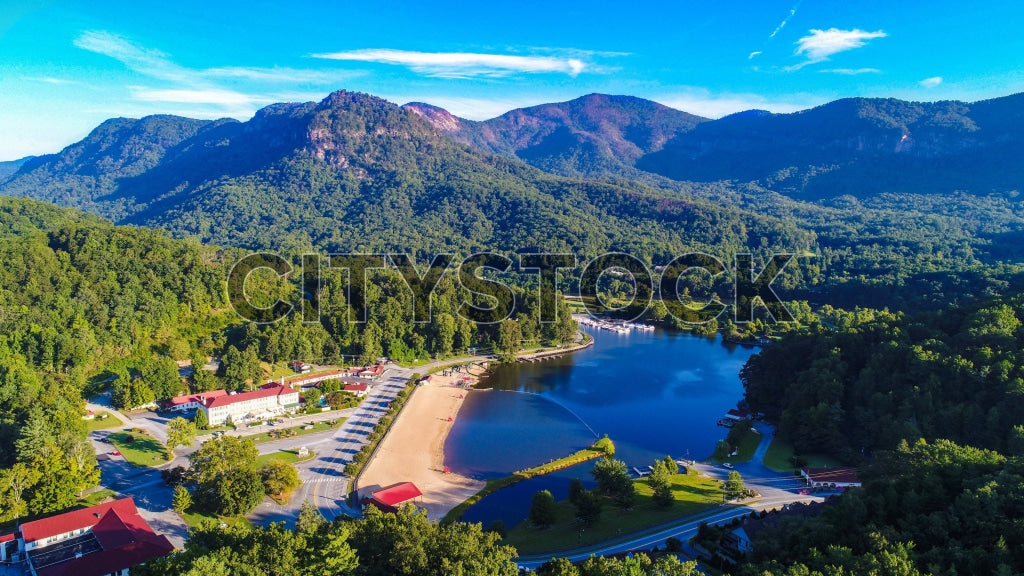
[
  {"left": 712, "top": 425, "right": 763, "bottom": 464},
  {"left": 109, "top": 430, "right": 170, "bottom": 467},
  {"left": 505, "top": 470, "right": 724, "bottom": 555},
  {"left": 250, "top": 419, "right": 345, "bottom": 445},
  {"left": 256, "top": 449, "right": 315, "bottom": 468},
  {"left": 181, "top": 510, "right": 253, "bottom": 531},
  {"left": 78, "top": 488, "right": 118, "bottom": 507},
  {"left": 762, "top": 435, "right": 842, "bottom": 473},
  {"left": 85, "top": 411, "right": 123, "bottom": 431}
]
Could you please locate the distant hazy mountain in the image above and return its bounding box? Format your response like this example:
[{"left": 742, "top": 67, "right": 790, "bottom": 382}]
[
  {"left": 408, "top": 93, "right": 1024, "bottom": 198},
  {"left": 637, "top": 94, "right": 1024, "bottom": 197},
  {"left": 0, "top": 90, "right": 801, "bottom": 254},
  {"left": 0, "top": 156, "right": 35, "bottom": 182},
  {"left": 406, "top": 94, "right": 708, "bottom": 178}
]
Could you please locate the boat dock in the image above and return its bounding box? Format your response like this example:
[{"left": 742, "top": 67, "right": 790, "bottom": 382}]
[{"left": 574, "top": 315, "right": 656, "bottom": 334}]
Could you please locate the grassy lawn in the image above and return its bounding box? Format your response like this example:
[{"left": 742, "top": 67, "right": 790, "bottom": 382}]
[
  {"left": 505, "top": 470, "right": 724, "bottom": 555},
  {"left": 250, "top": 419, "right": 345, "bottom": 445},
  {"left": 85, "top": 411, "right": 123, "bottom": 431},
  {"left": 256, "top": 449, "right": 315, "bottom": 468},
  {"left": 443, "top": 440, "right": 612, "bottom": 524},
  {"left": 712, "top": 425, "right": 763, "bottom": 464},
  {"left": 762, "top": 435, "right": 842, "bottom": 473},
  {"left": 181, "top": 509, "right": 253, "bottom": 531},
  {"left": 109, "top": 430, "right": 170, "bottom": 467},
  {"left": 78, "top": 489, "right": 118, "bottom": 507}
]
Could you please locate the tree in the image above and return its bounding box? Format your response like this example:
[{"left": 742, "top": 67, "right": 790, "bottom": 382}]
[
  {"left": 172, "top": 485, "right": 192, "bottom": 514},
  {"left": 574, "top": 489, "right": 603, "bottom": 526},
  {"left": 296, "top": 499, "right": 327, "bottom": 535},
  {"left": 530, "top": 489, "right": 557, "bottom": 528},
  {"left": 568, "top": 478, "right": 585, "bottom": 506},
  {"left": 497, "top": 319, "right": 522, "bottom": 353},
  {"left": 166, "top": 417, "right": 197, "bottom": 451},
  {"left": 591, "top": 458, "right": 635, "bottom": 508},
  {"left": 142, "top": 357, "right": 184, "bottom": 400},
  {"left": 210, "top": 468, "right": 264, "bottom": 515},
  {"left": 190, "top": 435, "right": 259, "bottom": 484},
  {"left": 193, "top": 408, "right": 208, "bottom": 430},
  {"left": 663, "top": 455, "right": 679, "bottom": 475},
  {"left": 724, "top": 470, "right": 745, "bottom": 500},
  {"left": 648, "top": 460, "right": 674, "bottom": 509},
  {"left": 261, "top": 460, "right": 301, "bottom": 496},
  {"left": 0, "top": 462, "right": 41, "bottom": 521}
]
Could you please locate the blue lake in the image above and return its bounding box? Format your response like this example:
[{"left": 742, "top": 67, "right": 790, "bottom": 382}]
[{"left": 445, "top": 326, "right": 757, "bottom": 527}]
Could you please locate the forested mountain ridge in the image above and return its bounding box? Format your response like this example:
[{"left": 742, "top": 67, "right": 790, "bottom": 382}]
[
  {"left": 405, "top": 93, "right": 708, "bottom": 178},
  {"left": 410, "top": 92, "right": 1024, "bottom": 197},
  {"left": 0, "top": 90, "right": 810, "bottom": 257}
]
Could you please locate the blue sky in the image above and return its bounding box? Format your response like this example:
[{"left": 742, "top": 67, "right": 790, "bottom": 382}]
[{"left": 2, "top": 0, "right": 1023, "bottom": 160}]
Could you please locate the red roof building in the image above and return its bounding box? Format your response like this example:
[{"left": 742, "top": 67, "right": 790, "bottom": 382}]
[
  {"left": 343, "top": 383, "right": 369, "bottom": 397},
  {"left": 800, "top": 467, "right": 861, "bottom": 488},
  {"left": 14, "top": 497, "right": 173, "bottom": 575},
  {"left": 201, "top": 383, "right": 301, "bottom": 426},
  {"left": 166, "top": 389, "right": 228, "bottom": 411},
  {"left": 364, "top": 482, "right": 423, "bottom": 513}
]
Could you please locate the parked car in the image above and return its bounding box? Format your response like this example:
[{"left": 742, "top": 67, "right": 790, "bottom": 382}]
[{"left": 109, "top": 450, "right": 122, "bottom": 456}]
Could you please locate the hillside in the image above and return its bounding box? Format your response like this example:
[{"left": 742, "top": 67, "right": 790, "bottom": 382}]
[
  {"left": 406, "top": 93, "right": 707, "bottom": 178},
  {"left": 411, "top": 93, "right": 1024, "bottom": 198},
  {"left": 0, "top": 91, "right": 807, "bottom": 256}
]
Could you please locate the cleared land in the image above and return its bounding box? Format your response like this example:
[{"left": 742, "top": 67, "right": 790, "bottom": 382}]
[{"left": 109, "top": 430, "right": 169, "bottom": 467}]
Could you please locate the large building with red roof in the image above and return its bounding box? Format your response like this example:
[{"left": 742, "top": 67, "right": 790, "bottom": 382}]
[
  {"left": 165, "top": 389, "right": 228, "bottom": 412},
  {"left": 201, "top": 383, "right": 300, "bottom": 426},
  {"left": 0, "top": 497, "right": 173, "bottom": 575}
]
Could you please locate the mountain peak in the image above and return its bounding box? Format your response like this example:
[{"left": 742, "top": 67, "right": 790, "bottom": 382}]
[{"left": 402, "top": 102, "right": 464, "bottom": 132}]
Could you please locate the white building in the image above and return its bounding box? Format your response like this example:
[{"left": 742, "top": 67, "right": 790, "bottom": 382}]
[{"left": 200, "top": 383, "right": 300, "bottom": 426}]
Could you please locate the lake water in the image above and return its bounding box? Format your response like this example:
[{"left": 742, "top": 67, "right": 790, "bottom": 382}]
[{"left": 445, "top": 326, "right": 757, "bottom": 527}]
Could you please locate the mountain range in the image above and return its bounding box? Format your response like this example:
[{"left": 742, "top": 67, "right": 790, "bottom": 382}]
[{"left": 1, "top": 90, "right": 1023, "bottom": 261}]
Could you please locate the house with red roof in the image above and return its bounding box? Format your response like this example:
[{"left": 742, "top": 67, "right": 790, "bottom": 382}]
[
  {"left": 357, "top": 365, "right": 386, "bottom": 380},
  {"left": 362, "top": 482, "right": 423, "bottom": 513},
  {"left": 343, "top": 383, "right": 368, "bottom": 397},
  {"left": 165, "top": 389, "right": 229, "bottom": 412},
  {"left": 800, "top": 467, "right": 861, "bottom": 489},
  {"left": 3, "top": 497, "right": 173, "bottom": 575}
]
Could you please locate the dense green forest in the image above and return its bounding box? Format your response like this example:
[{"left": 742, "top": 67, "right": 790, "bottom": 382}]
[
  {"left": 0, "top": 197, "right": 228, "bottom": 520},
  {"left": 738, "top": 293, "right": 1024, "bottom": 574}
]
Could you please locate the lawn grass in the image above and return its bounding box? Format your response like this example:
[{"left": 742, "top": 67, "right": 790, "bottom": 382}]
[
  {"left": 442, "top": 441, "right": 612, "bottom": 524},
  {"left": 109, "top": 430, "right": 170, "bottom": 467},
  {"left": 249, "top": 419, "right": 345, "bottom": 445},
  {"left": 78, "top": 489, "right": 118, "bottom": 507},
  {"left": 256, "top": 449, "right": 315, "bottom": 468},
  {"left": 505, "top": 470, "right": 724, "bottom": 555},
  {"left": 181, "top": 509, "right": 253, "bottom": 531},
  {"left": 762, "top": 434, "right": 842, "bottom": 473},
  {"left": 712, "top": 425, "right": 763, "bottom": 464},
  {"left": 84, "top": 411, "right": 123, "bottom": 431}
]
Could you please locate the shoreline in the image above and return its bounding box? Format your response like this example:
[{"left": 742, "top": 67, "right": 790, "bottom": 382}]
[
  {"left": 355, "top": 365, "right": 487, "bottom": 521},
  {"left": 357, "top": 334, "right": 594, "bottom": 521}
]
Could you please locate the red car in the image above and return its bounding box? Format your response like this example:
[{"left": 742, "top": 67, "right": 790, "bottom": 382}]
[{"left": 109, "top": 450, "right": 122, "bottom": 456}]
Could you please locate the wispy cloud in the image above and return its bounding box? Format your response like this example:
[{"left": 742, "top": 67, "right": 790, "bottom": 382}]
[
  {"left": 789, "top": 28, "right": 887, "bottom": 70},
  {"left": 769, "top": 0, "right": 803, "bottom": 39},
  {"left": 748, "top": 51, "right": 763, "bottom": 60},
  {"left": 920, "top": 76, "right": 943, "bottom": 88},
  {"left": 823, "top": 68, "right": 882, "bottom": 75},
  {"left": 312, "top": 48, "right": 587, "bottom": 78},
  {"left": 73, "top": 30, "right": 356, "bottom": 120}
]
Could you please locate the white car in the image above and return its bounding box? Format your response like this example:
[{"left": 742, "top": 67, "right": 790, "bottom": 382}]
[{"left": 722, "top": 462, "right": 734, "bottom": 469}]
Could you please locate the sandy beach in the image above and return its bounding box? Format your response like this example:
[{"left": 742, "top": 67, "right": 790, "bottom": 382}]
[{"left": 356, "top": 364, "right": 487, "bottom": 520}]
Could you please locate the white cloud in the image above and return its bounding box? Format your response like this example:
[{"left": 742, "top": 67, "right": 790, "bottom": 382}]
[
  {"left": 749, "top": 51, "right": 763, "bottom": 59},
  {"left": 655, "top": 90, "right": 820, "bottom": 119},
  {"left": 920, "top": 76, "right": 943, "bottom": 88},
  {"left": 75, "top": 30, "right": 190, "bottom": 82},
  {"left": 129, "top": 87, "right": 259, "bottom": 106},
  {"left": 823, "top": 68, "right": 882, "bottom": 75},
  {"left": 312, "top": 48, "right": 588, "bottom": 78},
  {"left": 791, "top": 28, "right": 886, "bottom": 69}
]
